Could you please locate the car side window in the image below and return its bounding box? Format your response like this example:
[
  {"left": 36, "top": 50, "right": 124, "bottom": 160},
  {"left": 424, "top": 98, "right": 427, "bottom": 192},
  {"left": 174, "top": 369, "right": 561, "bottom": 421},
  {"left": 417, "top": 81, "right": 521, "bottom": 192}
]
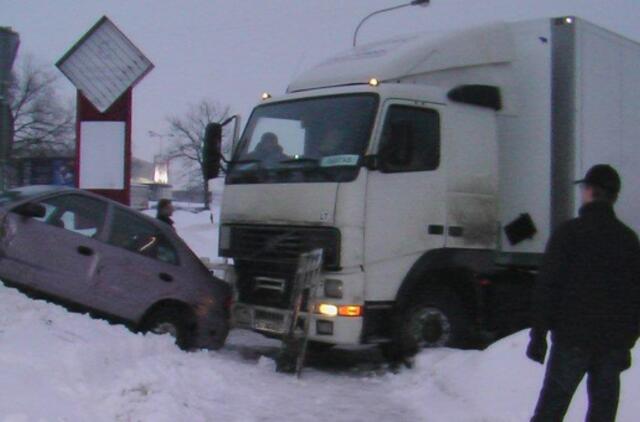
[
  {"left": 108, "top": 208, "right": 179, "bottom": 265},
  {"left": 34, "top": 194, "right": 107, "bottom": 238},
  {"left": 378, "top": 105, "right": 440, "bottom": 173}
]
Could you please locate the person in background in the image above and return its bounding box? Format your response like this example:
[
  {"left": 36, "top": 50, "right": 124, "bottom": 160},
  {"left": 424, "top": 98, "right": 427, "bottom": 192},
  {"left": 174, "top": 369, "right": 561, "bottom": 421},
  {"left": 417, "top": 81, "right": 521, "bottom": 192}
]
[
  {"left": 156, "top": 198, "right": 175, "bottom": 228},
  {"left": 527, "top": 164, "right": 640, "bottom": 422}
]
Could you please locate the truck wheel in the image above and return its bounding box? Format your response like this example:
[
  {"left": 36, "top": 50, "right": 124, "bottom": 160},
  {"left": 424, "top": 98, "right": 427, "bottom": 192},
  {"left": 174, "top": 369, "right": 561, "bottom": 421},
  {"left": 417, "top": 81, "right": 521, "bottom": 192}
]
[
  {"left": 141, "top": 307, "right": 196, "bottom": 351},
  {"left": 383, "top": 289, "right": 471, "bottom": 360}
]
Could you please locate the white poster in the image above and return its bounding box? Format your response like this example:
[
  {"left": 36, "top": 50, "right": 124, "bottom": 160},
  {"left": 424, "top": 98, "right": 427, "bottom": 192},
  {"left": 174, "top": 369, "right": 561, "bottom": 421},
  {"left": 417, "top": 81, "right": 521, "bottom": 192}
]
[{"left": 79, "top": 121, "right": 125, "bottom": 189}]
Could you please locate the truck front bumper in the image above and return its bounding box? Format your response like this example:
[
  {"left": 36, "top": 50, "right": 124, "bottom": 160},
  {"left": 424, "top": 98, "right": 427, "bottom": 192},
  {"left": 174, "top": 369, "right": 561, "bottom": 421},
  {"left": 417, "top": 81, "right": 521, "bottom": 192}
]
[{"left": 232, "top": 303, "right": 363, "bottom": 345}]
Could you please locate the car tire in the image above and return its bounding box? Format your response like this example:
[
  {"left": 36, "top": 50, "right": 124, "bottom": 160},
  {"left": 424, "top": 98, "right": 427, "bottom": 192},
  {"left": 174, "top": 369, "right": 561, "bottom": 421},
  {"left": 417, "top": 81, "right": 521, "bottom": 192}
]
[
  {"left": 141, "top": 306, "right": 196, "bottom": 350},
  {"left": 382, "top": 289, "right": 472, "bottom": 361},
  {"left": 206, "top": 311, "right": 230, "bottom": 350}
]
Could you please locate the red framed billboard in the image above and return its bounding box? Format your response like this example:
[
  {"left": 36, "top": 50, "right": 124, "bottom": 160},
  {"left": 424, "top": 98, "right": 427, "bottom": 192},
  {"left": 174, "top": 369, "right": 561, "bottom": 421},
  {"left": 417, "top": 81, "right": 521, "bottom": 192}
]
[{"left": 75, "top": 89, "right": 132, "bottom": 205}]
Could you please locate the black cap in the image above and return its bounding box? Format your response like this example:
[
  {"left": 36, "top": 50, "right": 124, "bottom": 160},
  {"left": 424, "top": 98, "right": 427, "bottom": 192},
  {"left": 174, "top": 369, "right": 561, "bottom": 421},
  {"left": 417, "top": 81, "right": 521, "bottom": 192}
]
[{"left": 575, "top": 164, "right": 621, "bottom": 195}]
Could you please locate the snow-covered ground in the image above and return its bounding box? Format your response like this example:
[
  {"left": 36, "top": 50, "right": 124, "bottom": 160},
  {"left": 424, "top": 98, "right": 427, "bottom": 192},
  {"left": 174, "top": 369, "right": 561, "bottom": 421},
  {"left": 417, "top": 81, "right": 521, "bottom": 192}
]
[{"left": 2, "top": 208, "right": 640, "bottom": 421}]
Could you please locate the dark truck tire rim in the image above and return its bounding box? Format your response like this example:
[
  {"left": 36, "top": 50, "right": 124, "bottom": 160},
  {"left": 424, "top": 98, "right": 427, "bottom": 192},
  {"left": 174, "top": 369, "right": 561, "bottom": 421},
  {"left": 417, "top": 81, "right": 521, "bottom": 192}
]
[{"left": 409, "top": 306, "right": 452, "bottom": 348}]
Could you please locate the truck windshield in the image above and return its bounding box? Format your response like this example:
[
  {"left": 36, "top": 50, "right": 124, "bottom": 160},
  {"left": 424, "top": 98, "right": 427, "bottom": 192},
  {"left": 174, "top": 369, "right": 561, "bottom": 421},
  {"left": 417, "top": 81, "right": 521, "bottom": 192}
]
[{"left": 226, "top": 94, "right": 378, "bottom": 184}]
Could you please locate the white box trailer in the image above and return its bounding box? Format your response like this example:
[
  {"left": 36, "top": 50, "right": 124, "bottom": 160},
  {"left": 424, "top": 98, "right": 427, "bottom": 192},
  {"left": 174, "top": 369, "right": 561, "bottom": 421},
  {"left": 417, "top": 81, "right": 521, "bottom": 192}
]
[{"left": 215, "top": 17, "right": 640, "bottom": 353}]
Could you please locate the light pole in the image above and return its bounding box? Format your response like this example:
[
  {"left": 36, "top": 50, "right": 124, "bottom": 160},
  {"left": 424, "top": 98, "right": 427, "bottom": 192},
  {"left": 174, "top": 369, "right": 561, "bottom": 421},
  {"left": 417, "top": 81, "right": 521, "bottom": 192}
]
[
  {"left": 0, "top": 27, "right": 19, "bottom": 191},
  {"left": 352, "top": 0, "right": 430, "bottom": 47}
]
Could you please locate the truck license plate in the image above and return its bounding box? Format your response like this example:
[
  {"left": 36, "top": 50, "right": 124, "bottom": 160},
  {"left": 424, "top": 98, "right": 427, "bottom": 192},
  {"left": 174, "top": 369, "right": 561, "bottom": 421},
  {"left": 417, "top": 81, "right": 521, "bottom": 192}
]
[{"left": 254, "top": 311, "right": 285, "bottom": 334}]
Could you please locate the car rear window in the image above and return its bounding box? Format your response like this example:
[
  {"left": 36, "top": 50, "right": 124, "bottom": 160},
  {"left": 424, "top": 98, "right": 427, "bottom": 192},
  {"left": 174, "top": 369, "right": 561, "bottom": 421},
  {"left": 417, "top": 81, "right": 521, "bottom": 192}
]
[
  {"left": 34, "top": 194, "right": 107, "bottom": 238},
  {"left": 108, "top": 208, "right": 179, "bottom": 265}
]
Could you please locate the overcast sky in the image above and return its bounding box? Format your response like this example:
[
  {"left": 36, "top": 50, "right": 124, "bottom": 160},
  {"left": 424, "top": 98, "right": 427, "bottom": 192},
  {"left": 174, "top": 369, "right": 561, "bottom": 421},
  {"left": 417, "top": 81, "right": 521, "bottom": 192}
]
[{"left": 3, "top": 0, "right": 640, "bottom": 161}]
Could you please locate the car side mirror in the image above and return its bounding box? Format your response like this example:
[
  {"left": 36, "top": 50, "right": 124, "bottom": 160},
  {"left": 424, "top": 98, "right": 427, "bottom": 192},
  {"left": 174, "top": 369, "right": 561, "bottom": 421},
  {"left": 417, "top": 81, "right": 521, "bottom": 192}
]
[
  {"left": 380, "top": 121, "right": 413, "bottom": 168},
  {"left": 14, "top": 202, "right": 46, "bottom": 219},
  {"left": 203, "top": 123, "right": 222, "bottom": 180}
]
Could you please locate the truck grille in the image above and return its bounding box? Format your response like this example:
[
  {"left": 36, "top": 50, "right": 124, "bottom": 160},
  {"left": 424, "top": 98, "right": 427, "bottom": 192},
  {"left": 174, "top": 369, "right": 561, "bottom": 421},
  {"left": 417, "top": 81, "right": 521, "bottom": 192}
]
[
  {"left": 234, "top": 260, "right": 311, "bottom": 309},
  {"left": 220, "top": 225, "right": 340, "bottom": 270}
]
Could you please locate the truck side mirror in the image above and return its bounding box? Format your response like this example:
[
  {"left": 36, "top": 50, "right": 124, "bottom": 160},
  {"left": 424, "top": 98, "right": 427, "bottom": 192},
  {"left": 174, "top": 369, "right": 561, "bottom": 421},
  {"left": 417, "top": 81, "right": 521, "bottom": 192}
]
[
  {"left": 14, "top": 202, "right": 46, "bottom": 219},
  {"left": 380, "top": 121, "right": 413, "bottom": 169},
  {"left": 203, "top": 123, "right": 222, "bottom": 180}
]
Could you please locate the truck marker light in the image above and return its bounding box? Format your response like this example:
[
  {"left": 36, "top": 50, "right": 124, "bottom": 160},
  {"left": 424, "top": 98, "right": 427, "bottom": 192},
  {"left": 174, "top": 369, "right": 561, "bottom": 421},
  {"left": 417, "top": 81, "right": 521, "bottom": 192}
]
[
  {"left": 338, "top": 305, "right": 363, "bottom": 317},
  {"left": 261, "top": 92, "right": 272, "bottom": 100},
  {"left": 368, "top": 78, "right": 380, "bottom": 87},
  {"left": 564, "top": 17, "right": 574, "bottom": 24},
  {"left": 318, "top": 304, "right": 339, "bottom": 317}
]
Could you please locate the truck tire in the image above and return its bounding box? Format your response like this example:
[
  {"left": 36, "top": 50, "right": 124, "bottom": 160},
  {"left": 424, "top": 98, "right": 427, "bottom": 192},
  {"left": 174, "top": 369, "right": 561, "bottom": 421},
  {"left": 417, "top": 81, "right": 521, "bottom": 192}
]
[
  {"left": 383, "top": 289, "right": 472, "bottom": 360},
  {"left": 141, "top": 306, "right": 196, "bottom": 350}
]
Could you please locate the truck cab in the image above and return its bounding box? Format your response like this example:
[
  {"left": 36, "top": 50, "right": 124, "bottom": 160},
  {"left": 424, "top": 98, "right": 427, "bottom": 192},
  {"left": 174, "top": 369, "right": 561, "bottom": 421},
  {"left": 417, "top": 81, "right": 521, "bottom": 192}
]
[{"left": 216, "top": 17, "right": 640, "bottom": 354}]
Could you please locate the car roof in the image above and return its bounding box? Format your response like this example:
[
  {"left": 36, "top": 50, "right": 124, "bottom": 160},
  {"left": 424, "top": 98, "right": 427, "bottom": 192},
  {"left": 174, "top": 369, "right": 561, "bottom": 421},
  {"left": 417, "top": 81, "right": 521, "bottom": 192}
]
[{"left": 3, "top": 185, "right": 164, "bottom": 232}]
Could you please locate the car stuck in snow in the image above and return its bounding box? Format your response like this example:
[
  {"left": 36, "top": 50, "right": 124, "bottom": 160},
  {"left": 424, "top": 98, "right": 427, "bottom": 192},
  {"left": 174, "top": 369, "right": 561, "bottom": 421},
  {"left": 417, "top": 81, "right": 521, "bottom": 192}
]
[{"left": 0, "top": 185, "right": 230, "bottom": 350}]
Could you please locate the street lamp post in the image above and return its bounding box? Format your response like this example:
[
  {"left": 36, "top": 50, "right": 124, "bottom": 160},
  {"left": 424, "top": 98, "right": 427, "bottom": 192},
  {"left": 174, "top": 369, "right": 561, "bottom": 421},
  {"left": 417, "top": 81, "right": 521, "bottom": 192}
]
[
  {"left": 352, "top": 0, "right": 430, "bottom": 47},
  {"left": 0, "top": 27, "right": 20, "bottom": 191}
]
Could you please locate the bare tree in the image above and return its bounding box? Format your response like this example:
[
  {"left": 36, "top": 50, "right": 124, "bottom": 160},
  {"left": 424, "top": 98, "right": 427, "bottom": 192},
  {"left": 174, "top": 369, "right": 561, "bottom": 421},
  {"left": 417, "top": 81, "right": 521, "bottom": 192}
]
[
  {"left": 166, "top": 99, "right": 230, "bottom": 209},
  {"left": 9, "top": 56, "right": 74, "bottom": 157}
]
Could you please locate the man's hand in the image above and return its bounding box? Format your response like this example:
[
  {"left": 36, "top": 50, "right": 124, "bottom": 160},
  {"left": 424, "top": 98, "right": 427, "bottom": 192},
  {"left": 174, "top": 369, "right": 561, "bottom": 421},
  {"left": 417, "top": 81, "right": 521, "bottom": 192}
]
[{"left": 526, "top": 330, "right": 548, "bottom": 364}]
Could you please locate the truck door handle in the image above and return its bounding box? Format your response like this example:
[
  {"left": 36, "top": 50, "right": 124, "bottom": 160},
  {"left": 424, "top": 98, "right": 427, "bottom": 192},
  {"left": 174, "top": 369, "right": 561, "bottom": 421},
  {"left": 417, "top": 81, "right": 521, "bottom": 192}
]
[
  {"left": 77, "top": 245, "right": 94, "bottom": 256},
  {"left": 159, "top": 272, "right": 173, "bottom": 283}
]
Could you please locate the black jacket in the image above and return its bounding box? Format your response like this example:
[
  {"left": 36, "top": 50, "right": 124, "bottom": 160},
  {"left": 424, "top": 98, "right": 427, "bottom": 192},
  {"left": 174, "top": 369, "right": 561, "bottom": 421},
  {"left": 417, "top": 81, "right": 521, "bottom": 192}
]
[
  {"left": 157, "top": 215, "right": 174, "bottom": 228},
  {"left": 532, "top": 201, "right": 640, "bottom": 351}
]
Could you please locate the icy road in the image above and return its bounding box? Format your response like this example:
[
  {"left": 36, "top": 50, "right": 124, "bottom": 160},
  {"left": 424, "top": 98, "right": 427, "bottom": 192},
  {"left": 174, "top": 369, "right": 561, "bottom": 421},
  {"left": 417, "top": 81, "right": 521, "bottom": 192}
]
[{"left": 1, "top": 208, "right": 640, "bottom": 422}]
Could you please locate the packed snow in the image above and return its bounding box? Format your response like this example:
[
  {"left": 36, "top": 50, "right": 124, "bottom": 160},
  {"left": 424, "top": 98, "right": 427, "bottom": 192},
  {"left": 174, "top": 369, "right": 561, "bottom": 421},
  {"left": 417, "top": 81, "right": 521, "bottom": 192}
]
[{"left": 2, "top": 207, "right": 640, "bottom": 421}]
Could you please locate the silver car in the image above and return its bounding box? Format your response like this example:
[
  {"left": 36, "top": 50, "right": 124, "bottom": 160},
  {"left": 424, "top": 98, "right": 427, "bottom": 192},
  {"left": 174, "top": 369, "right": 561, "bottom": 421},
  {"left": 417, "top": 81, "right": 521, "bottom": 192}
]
[{"left": 0, "top": 185, "right": 230, "bottom": 350}]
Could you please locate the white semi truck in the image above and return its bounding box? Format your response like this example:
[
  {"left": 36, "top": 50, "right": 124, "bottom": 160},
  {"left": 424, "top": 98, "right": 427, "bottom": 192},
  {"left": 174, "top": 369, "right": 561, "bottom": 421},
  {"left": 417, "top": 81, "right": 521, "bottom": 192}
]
[{"left": 205, "top": 17, "right": 640, "bottom": 355}]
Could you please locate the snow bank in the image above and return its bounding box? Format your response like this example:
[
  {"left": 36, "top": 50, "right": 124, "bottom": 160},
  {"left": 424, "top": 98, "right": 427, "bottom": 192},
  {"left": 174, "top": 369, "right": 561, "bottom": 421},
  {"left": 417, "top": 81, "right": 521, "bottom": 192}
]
[
  {"left": 396, "top": 332, "right": 640, "bottom": 422},
  {"left": 2, "top": 208, "right": 640, "bottom": 421}
]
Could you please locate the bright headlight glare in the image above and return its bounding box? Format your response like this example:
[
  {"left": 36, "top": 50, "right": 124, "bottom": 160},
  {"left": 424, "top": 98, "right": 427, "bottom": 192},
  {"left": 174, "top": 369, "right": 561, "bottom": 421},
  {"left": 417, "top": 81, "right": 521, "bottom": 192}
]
[
  {"left": 317, "top": 303, "right": 338, "bottom": 317},
  {"left": 219, "top": 226, "right": 231, "bottom": 250},
  {"left": 324, "top": 279, "right": 343, "bottom": 298}
]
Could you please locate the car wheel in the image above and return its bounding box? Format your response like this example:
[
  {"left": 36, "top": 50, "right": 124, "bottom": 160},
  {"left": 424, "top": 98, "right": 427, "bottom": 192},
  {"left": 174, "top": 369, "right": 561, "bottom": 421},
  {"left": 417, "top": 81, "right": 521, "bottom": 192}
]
[
  {"left": 206, "top": 311, "right": 230, "bottom": 350},
  {"left": 141, "top": 307, "right": 196, "bottom": 350},
  {"left": 382, "top": 289, "right": 472, "bottom": 361}
]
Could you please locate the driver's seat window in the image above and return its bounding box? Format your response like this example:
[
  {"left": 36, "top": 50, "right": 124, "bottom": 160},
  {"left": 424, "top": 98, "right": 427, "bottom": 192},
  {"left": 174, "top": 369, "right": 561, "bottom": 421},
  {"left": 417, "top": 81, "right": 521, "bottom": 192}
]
[
  {"left": 379, "top": 105, "right": 441, "bottom": 173},
  {"left": 36, "top": 194, "right": 107, "bottom": 238}
]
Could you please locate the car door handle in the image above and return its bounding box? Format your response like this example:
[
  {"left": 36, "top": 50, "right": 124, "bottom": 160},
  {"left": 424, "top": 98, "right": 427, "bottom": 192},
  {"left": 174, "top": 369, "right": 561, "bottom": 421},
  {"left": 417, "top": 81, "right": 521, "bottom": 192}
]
[
  {"left": 77, "top": 246, "right": 94, "bottom": 256},
  {"left": 159, "top": 272, "right": 173, "bottom": 283}
]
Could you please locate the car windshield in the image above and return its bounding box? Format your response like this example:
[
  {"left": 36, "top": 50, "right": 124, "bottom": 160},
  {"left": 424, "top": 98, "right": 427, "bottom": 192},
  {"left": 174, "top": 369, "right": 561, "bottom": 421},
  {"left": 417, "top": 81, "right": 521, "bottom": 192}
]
[{"left": 226, "top": 94, "right": 378, "bottom": 184}]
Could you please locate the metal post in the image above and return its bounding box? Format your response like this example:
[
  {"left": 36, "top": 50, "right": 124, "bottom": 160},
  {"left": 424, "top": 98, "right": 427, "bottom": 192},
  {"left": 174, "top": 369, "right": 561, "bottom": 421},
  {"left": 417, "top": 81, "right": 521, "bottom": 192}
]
[
  {"left": 352, "top": 0, "right": 430, "bottom": 47},
  {"left": 0, "top": 27, "right": 20, "bottom": 191}
]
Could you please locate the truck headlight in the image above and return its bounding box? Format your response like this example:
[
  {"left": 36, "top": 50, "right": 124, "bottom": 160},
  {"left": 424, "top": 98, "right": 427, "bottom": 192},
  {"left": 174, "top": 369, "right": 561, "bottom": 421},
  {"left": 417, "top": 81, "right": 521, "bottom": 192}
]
[
  {"left": 317, "top": 304, "right": 338, "bottom": 317},
  {"left": 324, "top": 279, "right": 343, "bottom": 298},
  {"left": 219, "top": 226, "right": 231, "bottom": 250}
]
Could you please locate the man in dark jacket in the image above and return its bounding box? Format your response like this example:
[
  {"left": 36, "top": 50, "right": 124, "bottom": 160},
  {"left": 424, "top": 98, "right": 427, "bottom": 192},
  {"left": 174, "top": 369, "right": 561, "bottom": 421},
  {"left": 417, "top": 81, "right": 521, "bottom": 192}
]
[
  {"left": 528, "top": 164, "right": 640, "bottom": 422},
  {"left": 156, "top": 198, "right": 175, "bottom": 228}
]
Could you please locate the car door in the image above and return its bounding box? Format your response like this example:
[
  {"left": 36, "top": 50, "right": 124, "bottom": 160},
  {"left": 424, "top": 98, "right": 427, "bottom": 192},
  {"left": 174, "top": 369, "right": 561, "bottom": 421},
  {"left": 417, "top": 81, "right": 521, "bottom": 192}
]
[
  {"left": 88, "top": 206, "right": 183, "bottom": 321},
  {"left": 0, "top": 192, "right": 108, "bottom": 302},
  {"left": 364, "top": 102, "right": 447, "bottom": 300}
]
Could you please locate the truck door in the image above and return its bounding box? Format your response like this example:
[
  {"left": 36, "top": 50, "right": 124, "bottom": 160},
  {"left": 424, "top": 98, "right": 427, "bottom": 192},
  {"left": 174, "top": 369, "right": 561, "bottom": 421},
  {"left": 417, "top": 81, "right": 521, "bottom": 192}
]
[{"left": 364, "top": 101, "right": 447, "bottom": 300}]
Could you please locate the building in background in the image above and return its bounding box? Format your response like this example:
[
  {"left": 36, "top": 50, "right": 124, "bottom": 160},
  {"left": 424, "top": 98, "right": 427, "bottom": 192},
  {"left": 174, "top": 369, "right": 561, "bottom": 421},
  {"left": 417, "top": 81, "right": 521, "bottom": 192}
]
[
  {"left": 129, "top": 156, "right": 174, "bottom": 209},
  {"left": 16, "top": 154, "right": 75, "bottom": 187}
]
